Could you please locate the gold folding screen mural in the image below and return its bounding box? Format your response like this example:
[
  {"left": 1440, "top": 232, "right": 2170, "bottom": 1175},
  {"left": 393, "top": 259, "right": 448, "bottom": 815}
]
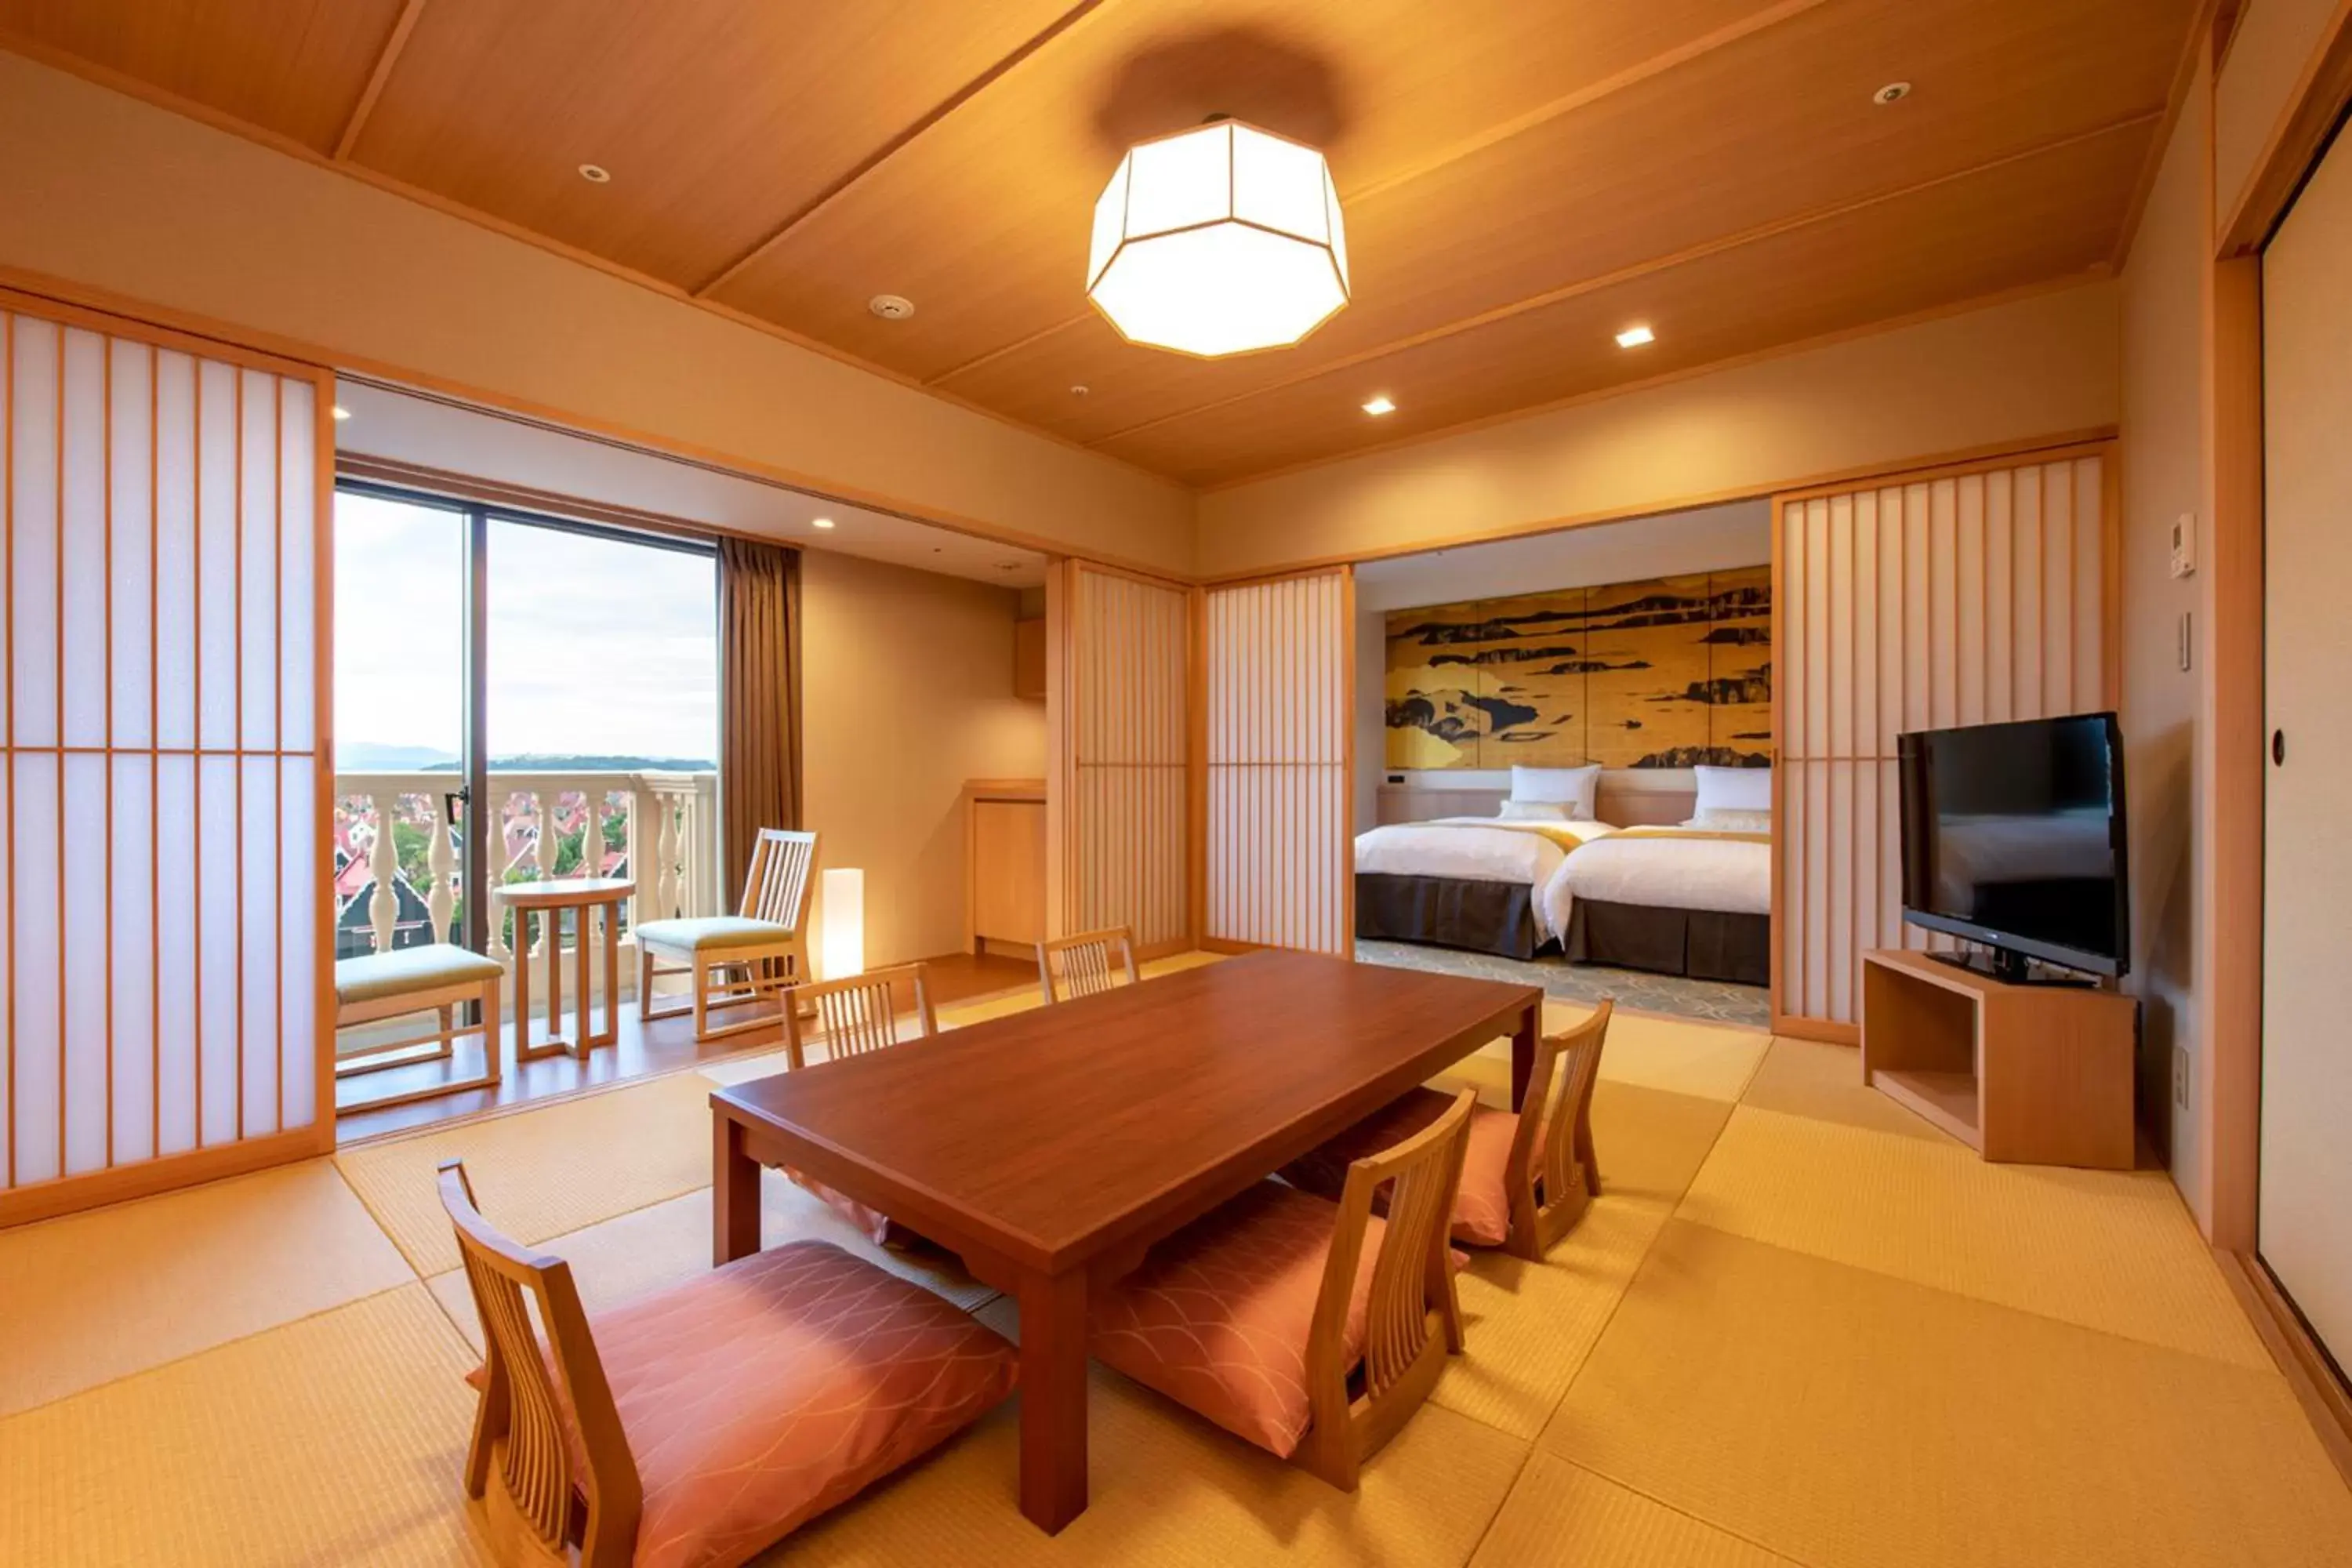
[{"left": 1385, "top": 568, "right": 1771, "bottom": 769}]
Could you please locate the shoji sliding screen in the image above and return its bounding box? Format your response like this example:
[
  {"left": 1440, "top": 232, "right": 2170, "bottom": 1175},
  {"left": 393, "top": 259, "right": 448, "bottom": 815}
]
[
  {"left": 1047, "top": 561, "right": 1190, "bottom": 956},
  {"left": 1774, "top": 445, "right": 2114, "bottom": 1036},
  {"left": 0, "top": 293, "right": 332, "bottom": 1225},
  {"left": 1199, "top": 569, "right": 1352, "bottom": 956}
]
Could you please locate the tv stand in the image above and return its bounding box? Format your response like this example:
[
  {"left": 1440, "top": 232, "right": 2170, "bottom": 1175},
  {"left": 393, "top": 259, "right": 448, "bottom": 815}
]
[
  {"left": 1860, "top": 949, "right": 2136, "bottom": 1169},
  {"left": 1925, "top": 947, "right": 2096, "bottom": 989}
]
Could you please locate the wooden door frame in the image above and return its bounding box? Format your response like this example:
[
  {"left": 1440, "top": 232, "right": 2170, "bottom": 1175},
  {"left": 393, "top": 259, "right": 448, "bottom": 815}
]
[{"left": 2205, "top": 1, "right": 2352, "bottom": 1480}]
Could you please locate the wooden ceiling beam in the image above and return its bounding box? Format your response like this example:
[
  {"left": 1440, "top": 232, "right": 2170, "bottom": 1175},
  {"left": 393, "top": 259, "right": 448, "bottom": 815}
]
[
  {"left": 1075, "top": 111, "right": 2159, "bottom": 450},
  {"left": 920, "top": 0, "right": 1836, "bottom": 389},
  {"left": 333, "top": 0, "right": 429, "bottom": 161},
  {"left": 690, "top": 0, "right": 1116, "bottom": 299}
]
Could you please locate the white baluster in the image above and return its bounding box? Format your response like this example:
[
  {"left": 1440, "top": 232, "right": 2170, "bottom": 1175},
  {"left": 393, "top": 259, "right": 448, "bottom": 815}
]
[
  {"left": 485, "top": 780, "right": 515, "bottom": 971},
  {"left": 367, "top": 788, "right": 398, "bottom": 954},
  {"left": 655, "top": 792, "right": 681, "bottom": 922},
  {"left": 426, "top": 787, "right": 456, "bottom": 944}
]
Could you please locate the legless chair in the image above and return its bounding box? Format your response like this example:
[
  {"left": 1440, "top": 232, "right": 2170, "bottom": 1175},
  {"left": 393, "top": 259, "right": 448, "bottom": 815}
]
[
  {"left": 1036, "top": 925, "right": 1139, "bottom": 1005},
  {"left": 775, "top": 963, "right": 938, "bottom": 1247},
  {"left": 1091, "top": 1089, "right": 1476, "bottom": 1490},
  {"left": 438, "top": 1158, "right": 1018, "bottom": 1568},
  {"left": 636, "top": 828, "right": 816, "bottom": 1043},
  {"left": 1286, "top": 1000, "right": 1611, "bottom": 1258},
  {"left": 332, "top": 944, "right": 505, "bottom": 1115}
]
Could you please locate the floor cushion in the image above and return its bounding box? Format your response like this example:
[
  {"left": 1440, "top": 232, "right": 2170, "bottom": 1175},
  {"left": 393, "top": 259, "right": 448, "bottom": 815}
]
[{"left": 1283, "top": 1085, "right": 1530, "bottom": 1247}]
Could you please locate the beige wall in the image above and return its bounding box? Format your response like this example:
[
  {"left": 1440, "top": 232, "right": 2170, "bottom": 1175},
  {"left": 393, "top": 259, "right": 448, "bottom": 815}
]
[
  {"left": 1197, "top": 284, "right": 2122, "bottom": 579},
  {"left": 800, "top": 551, "right": 1045, "bottom": 971},
  {"left": 0, "top": 52, "right": 1194, "bottom": 576},
  {"left": 2119, "top": 58, "right": 2216, "bottom": 1224},
  {"left": 2215, "top": 0, "right": 2339, "bottom": 224}
]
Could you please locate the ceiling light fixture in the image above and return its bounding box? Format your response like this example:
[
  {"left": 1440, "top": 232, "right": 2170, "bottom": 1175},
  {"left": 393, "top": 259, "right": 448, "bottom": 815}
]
[
  {"left": 577, "top": 162, "right": 612, "bottom": 183},
  {"left": 868, "top": 294, "right": 915, "bottom": 321},
  {"left": 1873, "top": 82, "right": 1911, "bottom": 105},
  {"left": 1087, "top": 118, "right": 1349, "bottom": 358},
  {"left": 811, "top": 517, "right": 837, "bottom": 530},
  {"left": 1361, "top": 394, "right": 1396, "bottom": 416},
  {"left": 331, "top": 405, "right": 351, "bottom": 421},
  {"left": 1615, "top": 325, "right": 1656, "bottom": 348}
]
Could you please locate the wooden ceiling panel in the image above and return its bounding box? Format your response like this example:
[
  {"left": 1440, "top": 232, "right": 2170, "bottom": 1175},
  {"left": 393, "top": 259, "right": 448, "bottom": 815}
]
[
  {"left": 703, "top": 0, "right": 1793, "bottom": 382},
  {"left": 0, "top": 0, "right": 408, "bottom": 152},
  {"left": 935, "top": 0, "right": 2186, "bottom": 445},
  {"left": 347, "top": 0, "right": 1086, "bottom": 289},
  {"left": 1098, "top": 122, "right": 2147, "bottom": 486}
]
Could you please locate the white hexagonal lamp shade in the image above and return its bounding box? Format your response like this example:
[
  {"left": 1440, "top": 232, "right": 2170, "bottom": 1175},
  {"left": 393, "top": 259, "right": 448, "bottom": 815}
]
[{"left": 1086, "top": 120, "right": 1350, "bottom": 358}]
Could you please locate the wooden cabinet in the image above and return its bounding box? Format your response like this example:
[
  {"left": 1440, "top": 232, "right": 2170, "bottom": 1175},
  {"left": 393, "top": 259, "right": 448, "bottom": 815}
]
[
  {"left": 965, "top": 779, "right": 1046, "bottom": 954},
  {"left": 1859, "top": 949, "right": 2136, "bottom": 1169},
  {"left": 1014, "top": 619, "right": 1047, "bottom": 700}
]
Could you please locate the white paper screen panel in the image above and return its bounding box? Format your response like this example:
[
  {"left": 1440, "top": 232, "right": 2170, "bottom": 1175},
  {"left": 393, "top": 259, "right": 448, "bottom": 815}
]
[
  {"left": 1066, "top": 565, "right": 1189, "bottom": 949},
  {"left": 1203, "top": 570, "right": 1352, "bottom": 955},
  {"left": 1776, "top": 453, "right": 2111, "bottom": 1027},
  {"left": 2, "top": 307, "right": 327, "bottom": 1200}
]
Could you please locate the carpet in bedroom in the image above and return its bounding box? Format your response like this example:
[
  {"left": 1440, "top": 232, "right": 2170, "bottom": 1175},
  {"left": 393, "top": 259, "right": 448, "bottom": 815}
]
[{"left": 1353, "top": 938, "right": 1771, "bottom": 1027}]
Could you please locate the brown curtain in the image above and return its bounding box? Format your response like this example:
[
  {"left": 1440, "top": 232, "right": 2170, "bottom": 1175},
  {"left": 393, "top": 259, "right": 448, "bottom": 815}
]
[{"left": 718, "top": 537, "right": 801, "bottom": 898}]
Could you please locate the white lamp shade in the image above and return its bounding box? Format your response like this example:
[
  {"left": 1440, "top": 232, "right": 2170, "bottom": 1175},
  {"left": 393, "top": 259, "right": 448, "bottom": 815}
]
[
  {"left": 821, "top": 867, "right": 865, "bottom": 978},
  {"left": 1086, "top": 121, "right": 1350, "bottom": 358}
]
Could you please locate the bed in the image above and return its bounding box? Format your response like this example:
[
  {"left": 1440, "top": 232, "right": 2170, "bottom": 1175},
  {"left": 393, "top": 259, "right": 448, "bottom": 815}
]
[{"left": 1356, "top": 766, "right": 1773, "bottom": 982}]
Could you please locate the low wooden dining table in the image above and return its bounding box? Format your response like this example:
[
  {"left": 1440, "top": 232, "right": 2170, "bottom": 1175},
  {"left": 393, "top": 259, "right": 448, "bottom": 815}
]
[{"left": 708, "top": 948, "right": 1542, "bottom": 1533}]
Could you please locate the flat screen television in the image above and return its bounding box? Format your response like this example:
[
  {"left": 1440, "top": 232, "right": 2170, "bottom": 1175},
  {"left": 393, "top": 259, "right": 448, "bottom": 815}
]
[{"left": 1896, "top": 712, "right": 2129, "bottom": 981}]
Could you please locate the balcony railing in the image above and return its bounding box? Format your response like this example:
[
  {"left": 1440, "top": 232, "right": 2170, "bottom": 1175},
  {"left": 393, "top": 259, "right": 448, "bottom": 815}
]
[{"left": 332, "top": 769, "right": 720, "bottom": 1003}]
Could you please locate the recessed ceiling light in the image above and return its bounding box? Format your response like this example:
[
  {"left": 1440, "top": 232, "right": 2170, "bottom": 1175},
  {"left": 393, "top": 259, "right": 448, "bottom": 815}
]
[
  {"left": 1361, "top": 394, "right": 1396, "bottom": 416},
  {"left": 811, "top": 517, "right": 836, "bottom": 530},
  {"left": 331, "top": 405, "right": 351, "bottom": 421},
  {"left": 1873, "top": 82, "right": 1911, "bottom": 106},
  {"left": 1615, "top": 325, "right": 1656, "bottom": 349},
  {"left": 1071, "top": 384, "right": 1090, "bottom": 398},
  {"left": 996, "top": 561, "right": 1022, "bottom": 572},
  {"left": 868, "top": 294, "right": 916, "bottom": 321},
  {"left": 577, "top": 162, "right": 612, "bottom": 183}
]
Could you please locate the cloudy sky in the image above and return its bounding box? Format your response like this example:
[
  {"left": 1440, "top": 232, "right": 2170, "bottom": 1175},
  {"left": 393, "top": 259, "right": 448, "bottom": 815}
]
[{"left": 333, "top": 491, "right": 718, "bottom": 765}]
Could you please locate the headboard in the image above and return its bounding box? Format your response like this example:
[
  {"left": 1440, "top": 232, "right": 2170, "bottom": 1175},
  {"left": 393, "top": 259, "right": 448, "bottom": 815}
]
[{"left": 1375, "top": 769, "right": 1699, "bottom": 829}]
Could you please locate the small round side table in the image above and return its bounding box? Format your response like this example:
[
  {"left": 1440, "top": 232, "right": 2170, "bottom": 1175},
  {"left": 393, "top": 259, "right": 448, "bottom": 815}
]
[{"left": 492, "top": 877, "right": 637, "bottom": 1061}]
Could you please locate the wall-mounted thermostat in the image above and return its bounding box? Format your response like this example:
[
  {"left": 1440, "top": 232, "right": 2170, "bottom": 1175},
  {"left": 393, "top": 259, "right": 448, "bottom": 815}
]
[{"left": 2170, "top": 511, "right": 2197, "bottom": 579}]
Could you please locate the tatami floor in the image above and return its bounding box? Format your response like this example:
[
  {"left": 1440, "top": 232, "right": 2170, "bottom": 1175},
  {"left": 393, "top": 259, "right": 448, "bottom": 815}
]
[{"left": 5, "top": 953, "right": 2350, "bottom": 1566}]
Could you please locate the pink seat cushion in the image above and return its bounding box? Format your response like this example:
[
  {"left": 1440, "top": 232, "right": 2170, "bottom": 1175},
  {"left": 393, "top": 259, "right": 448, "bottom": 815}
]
[
  {"left": 1091, "top": 1181, "right": 1419, "bottom": 1459},
  {"left": 470, "top": 1240, "right": 1017, "bottom": 1568},
  {"left": 1283, "top": 1086, "right": 1530, "bottom": 1247},
  {"left": 781, "top": 1167, "right": 896, "bottom": 1247}
]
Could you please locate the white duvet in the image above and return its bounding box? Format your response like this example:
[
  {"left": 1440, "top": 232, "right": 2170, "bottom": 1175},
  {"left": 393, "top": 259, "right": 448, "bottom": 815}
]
[
  {"left": 1544, "top": 830, "right": 1773, "bottom": 918},
  {"left": 1353, "top": 817, "right": 1614, "bottom": 940}
]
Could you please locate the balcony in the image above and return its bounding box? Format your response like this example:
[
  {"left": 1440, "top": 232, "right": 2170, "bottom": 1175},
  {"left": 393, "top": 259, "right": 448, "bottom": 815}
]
[{"left": 332, "top": 769, "right": 720, "bottom": 1007}]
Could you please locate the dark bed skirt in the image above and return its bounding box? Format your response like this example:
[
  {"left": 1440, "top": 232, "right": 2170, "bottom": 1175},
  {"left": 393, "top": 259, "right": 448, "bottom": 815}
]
[
  {"left": 1355, "top": 873, "right": 1541, "bottom": 960},
  {"left": 1566, "top": 898, "right": 1770, "bottom": 985}
]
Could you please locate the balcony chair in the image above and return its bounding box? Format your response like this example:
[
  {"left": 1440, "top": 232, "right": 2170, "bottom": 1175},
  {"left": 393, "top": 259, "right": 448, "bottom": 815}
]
[
  {"left": 635, "top": 827, "right": 816, "bottom": 1043},
  {"left": 437, "top": 1157, "right": 1018, "bottom": 1568},
  {"left": 1035, "top": 924, "right": 1139, "bottom": 1004},
  {"left": 1285, "top": 1000, "right": 1612, "bottom": 1258},
  {"left": 332, "top": 943, "right": 505, "bottom": 1115},
  {"left": 1090, "top": 1088, "right": 1476, "bottom": 1490},
  {"left": 775, "top": 963, "right": 938, "bottom": 1246}
]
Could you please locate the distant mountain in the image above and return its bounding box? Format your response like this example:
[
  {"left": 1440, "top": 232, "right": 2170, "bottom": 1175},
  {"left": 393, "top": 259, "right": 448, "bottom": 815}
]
[
  {"left": 336, "top": 742, "right": 459, "bottom": 771},
  {"left": 334, "top": 745, "right": 716, "bottom": 773}
]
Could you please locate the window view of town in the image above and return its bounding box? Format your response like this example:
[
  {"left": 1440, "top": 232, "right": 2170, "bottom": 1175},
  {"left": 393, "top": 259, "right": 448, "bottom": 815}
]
[{"left": 332, "top": 491, "right": 719, "bottom": 958}]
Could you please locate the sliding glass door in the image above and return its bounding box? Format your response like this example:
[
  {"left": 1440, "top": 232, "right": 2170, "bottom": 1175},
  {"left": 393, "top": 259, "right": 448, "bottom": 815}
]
[{"left": 330, "top": 485, "right": 718, "bottom": 1059}]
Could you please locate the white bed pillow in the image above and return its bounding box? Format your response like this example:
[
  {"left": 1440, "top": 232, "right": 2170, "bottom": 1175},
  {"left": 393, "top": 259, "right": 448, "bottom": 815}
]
[
  {"left": 1684, "top": 808, "right": 1773, "bottom": 833},
  {"left": 1497, "top": 800, "right": 1573, "bottom": 822},
  {"left": 1693, "top": 764, "right": 1772, "bottom": 815},
  {"left": 1509, "top": 764, "right": 1601, "bottom": 820}
]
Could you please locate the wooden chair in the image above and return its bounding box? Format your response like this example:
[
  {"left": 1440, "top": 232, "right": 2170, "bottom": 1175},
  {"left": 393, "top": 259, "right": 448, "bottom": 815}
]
[
  {"left": 1284, "top": 1000, "right": 1612, "bottom": 1258},
  {"left": 781, "top": 962, "right": 938, "bottom": 1072},
  {"left": 1036, "top": 925, "right": 1139, "bottom": 1004},
  {"left": 1091, "top": 1088, "right": 1476, "bottom": 1490},
  {"left": 438, "top": 1159, "right": 1018, "bottom": 1568},
  {"left": 332, "top": 943, "right": 505, "bottom": 1116},
  {"left": 636, "top": 828, "right": 816, "bottom": 1043}
]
